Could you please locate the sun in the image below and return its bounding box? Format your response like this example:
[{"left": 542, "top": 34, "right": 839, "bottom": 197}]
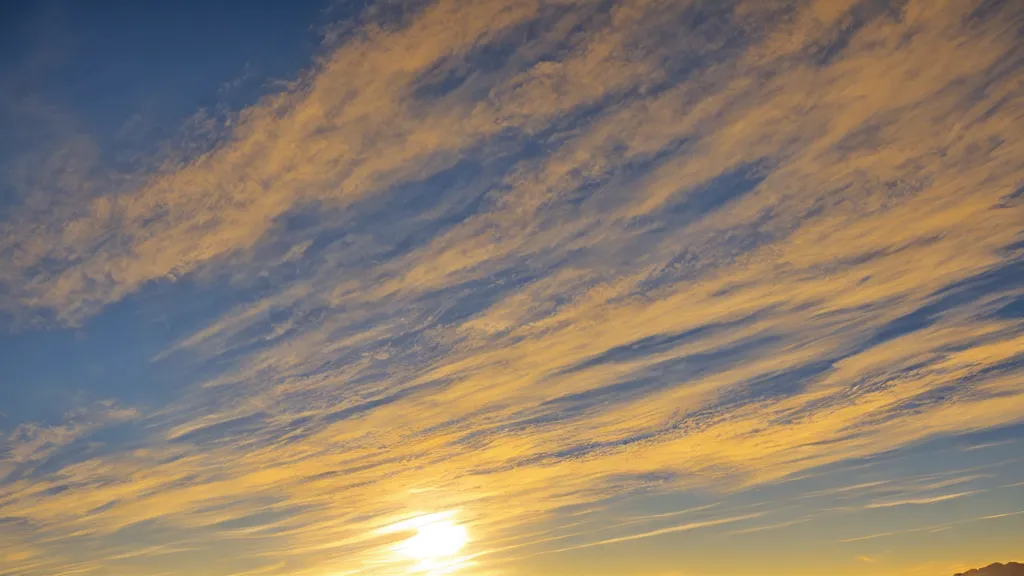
[
  {"left": 378, "top": 511, "right": 472, "bottom": 573},
  {"left": 398, "top": 519, "right": 469, "bottom": 560}
]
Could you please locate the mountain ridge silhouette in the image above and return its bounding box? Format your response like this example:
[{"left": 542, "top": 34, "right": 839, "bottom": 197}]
[{"left": 954, "top": 562, "right": 1024, "bottom": 576}]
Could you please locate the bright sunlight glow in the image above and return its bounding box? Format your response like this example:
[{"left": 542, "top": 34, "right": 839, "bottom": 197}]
[{"left": 398, "top": 519, "right": 469, "bottom": 560}]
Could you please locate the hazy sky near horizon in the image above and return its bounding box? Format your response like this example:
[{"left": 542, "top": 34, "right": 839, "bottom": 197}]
[{"left": 1, "top": 1, "right": 1022, "bottom": 575}]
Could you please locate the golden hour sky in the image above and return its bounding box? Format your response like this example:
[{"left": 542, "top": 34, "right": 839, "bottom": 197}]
[{"left": 1, "top": 0, "right": 1022, "bottom": 575}]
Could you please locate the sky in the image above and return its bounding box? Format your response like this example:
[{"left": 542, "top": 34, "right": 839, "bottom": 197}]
[{"left": 0, "top": 1, "right": 1022, "bottom": 575}]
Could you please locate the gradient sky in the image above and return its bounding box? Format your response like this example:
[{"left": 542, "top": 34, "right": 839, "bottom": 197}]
[{"left": 1, "top": 1, "right": 1022, "bottom": 575}]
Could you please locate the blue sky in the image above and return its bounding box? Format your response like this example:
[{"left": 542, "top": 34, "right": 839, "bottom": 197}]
[{"left": 1, "top": 1, "right": 1022, "bottom": 575}]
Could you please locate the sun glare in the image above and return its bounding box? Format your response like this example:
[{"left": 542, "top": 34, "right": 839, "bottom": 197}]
[
  {"left": 399, "top": 519, "right": 469, "bottom": 560},
  {"left": 377, "top": 511, "right": 473, "bottom": 574}
]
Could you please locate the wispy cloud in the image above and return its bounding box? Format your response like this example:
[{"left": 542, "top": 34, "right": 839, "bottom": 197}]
[
  {"left": 863, "top": 491, "right": 979, "bottom": 509},
  {"left": 839, "top": 510, "right": 1024, "bottom": 543},
  {"left": 525, "top": 512, "right": 767, "bottom": 557},
  {"left": 727, "top": 516, "right": 813, "bottom": 536}
]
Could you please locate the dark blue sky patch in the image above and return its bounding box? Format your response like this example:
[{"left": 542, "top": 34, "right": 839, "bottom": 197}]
[
  {"left": 575, "top": 161, "right": 777, "bottom": 294},
  {"left": 831, "top": 121, "right": 886, "bottom": 158},
  {"left": 1004, "top": 183, "right": 1024, "bottom": 202},
  {"left": 0, "top": 0, "right": 340, "bottom": 168},
  {"left": 0, "top": 515, "right": 38, "bottom": 531},
  {"left": 839, "top": 354, "right": 1024, "bottom": 435},
  {"left": 881, "top": 384, "right": 968, "bottom": 419},
  {"left": 809, "top": 0, "right": 909, "bottom": 67},
  {"left": 558, "top": 314, "right": 763, "bottom": 376},
  {"left": 624, "top": 0, "right": 760, "bottom": 96},
  {"left": 931, "top": 257, "right": 1023, "bottom": 305},
  {"left": 657, "top": 160, "right": 773, "bottom": 225},
  {"left": 169, "top": 413, "right": 268, "bottom": 447},
  {"left": 0, "top": 276, "right": 240, "bottom": 427},
  {"left": 716, "top": 359, "right": 838, "bottom": 416},
  {"left": 242, "top": 132, "right": 546, "bottom": 284},
  {"left": 869, "top": 306, "right": 939, "bottom": 347},
  {"left": 862, "top": 257, "right": 1023, "bottom": 351},
  {"left": 1, "top": 420, "right": 146, "bottom": 484},
  {"left": 203, "top": 304, "right": 331, "bottom": 365},
  {"left": 321, "top": 378, "right": 450, "bottom": 425},
  {"left": 409, "top": 1, "right": 612, "bottom": 104},
  {"left": 637, "top": 221, "right": 777, "bottom": 294},
  {"left": 971, "top": 352, "right": 1024, "bottom": 381},
  {"left": 543, "top": 333, "right": 783, "bottom": 415},
  {"left": 966, "top": 0, "right": 1021, "bottom": 26},
  {"left": 993, "top": 295, "right": 1024, "bottom": 319},
  {"left": 417, "top": 266, "right": 545, "bottom": 327}
]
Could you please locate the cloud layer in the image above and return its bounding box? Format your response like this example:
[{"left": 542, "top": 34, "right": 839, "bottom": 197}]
[{"left": 1, "top": 0, "right": 1023, "bottom": 575}]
